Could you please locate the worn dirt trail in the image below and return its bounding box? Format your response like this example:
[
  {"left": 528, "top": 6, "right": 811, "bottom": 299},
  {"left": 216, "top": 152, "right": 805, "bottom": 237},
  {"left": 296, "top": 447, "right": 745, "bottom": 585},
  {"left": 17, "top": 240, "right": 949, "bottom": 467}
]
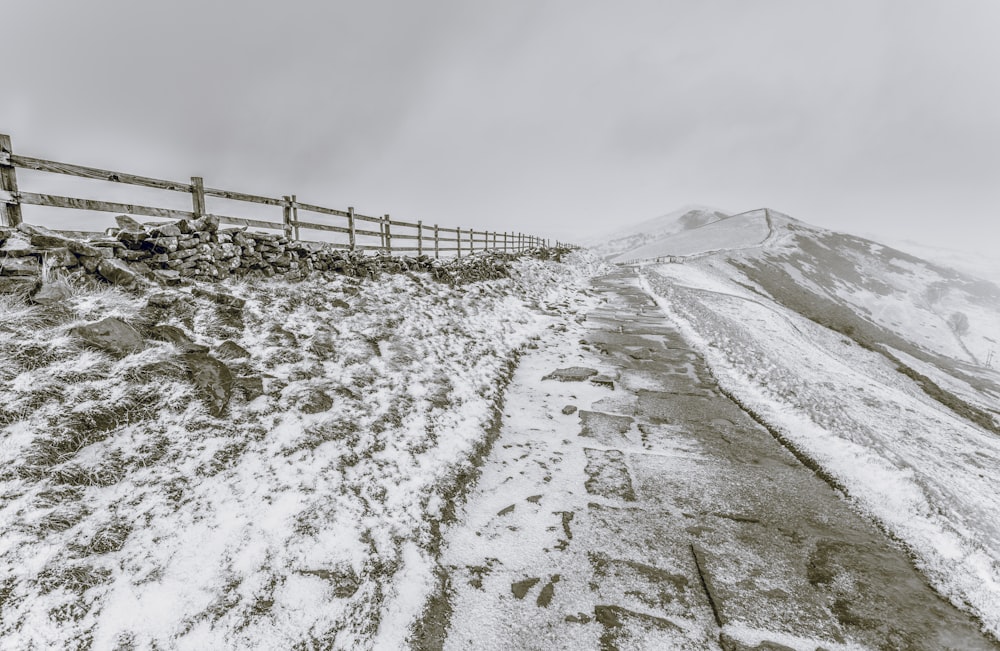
[{"left": 427, "top": 269, "right": 997, "bottom": 650}]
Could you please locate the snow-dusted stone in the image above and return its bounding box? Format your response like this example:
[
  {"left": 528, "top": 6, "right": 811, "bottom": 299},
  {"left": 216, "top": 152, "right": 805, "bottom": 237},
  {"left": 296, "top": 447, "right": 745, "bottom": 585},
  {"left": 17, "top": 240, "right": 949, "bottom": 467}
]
[
  {"left": 149, "top": 324, "right": 209, "bottom": 353},
  {"left": 115, "top": 214, "right": 145, "bottom": 231},
  {"left": 16, "top": 223, "right": 102, "bottom": 257},
  {"left": 0, "top": 256, "right": 40, "bottom": 276},
  {"left": 590, "top": 374, "right": 616, "bottom": 389},
  {"left": 215, "top": 340, "right": 251, "bottom": 360},
  {"left": 40, "top": 247, "right": 79, "bottom": 268},
  {"left": 561, "top": 405, "right": 578, "bottom": 415},
  {"left": 97, "top": 258, "right": 141, "bottom": 287},
  {"left": 234, "top": 375, "right": 264, "bottom": 400},
  {"left": 0, "top": 276, "right": 39, "bottom": 294},
  {"left": 183, "top": 353, "right": 233, "bottom": 417},
  {"left": 542, "top": 366, "right": 599, "bottom": 382},
  {"left": 191, "top": 286, "right": 246, "bottom": 309},
  {"left": 30, "top": 282, "right": 73, "bottom": 305},
  {"left": 267, "top": 325, "right": 297, "bottom": 347},
  {"left": 150, "top": 269, "right": 181, "bottom": 285},
  {"left": 148, "top": 223, "right": 182, "bottom": 238},
  {"left": 72, "top": 317, "right": 145, "bottom": 356},
  {"left": 298, "top": 388, "right": 333, "bottom": 414}
]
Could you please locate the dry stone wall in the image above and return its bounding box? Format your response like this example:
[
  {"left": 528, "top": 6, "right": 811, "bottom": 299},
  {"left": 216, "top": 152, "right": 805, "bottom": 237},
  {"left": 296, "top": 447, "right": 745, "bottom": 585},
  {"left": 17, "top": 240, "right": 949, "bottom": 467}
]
[{"left": 0, "top": 216, "right": 562, "bottom": 295}]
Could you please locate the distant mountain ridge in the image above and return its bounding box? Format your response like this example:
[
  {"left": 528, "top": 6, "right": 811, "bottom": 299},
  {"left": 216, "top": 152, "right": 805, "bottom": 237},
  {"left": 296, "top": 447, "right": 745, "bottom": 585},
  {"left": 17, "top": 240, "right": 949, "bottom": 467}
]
[{"left": 586, "top": 205, "right": 729, "bottom": 259}]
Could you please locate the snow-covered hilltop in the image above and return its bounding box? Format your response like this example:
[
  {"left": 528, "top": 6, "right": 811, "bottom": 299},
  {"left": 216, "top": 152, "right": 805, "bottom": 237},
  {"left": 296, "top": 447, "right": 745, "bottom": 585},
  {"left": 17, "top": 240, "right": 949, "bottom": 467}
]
[{"left": 631, "top": 208, "right": 1000, "bottom": 637}]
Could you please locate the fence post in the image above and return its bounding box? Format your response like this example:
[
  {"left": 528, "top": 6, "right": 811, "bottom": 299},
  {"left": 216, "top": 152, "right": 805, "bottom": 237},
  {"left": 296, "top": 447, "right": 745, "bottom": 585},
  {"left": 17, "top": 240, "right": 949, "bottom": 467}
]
[
  {"left": 291, "top": 194, "right": 299, "bottom": 241},
  {"left": 492, "top": 231, "right": 497, "bottom": 251},
  {"left": 282, "top": 196, "right": 293, "bottom": 239},
  {"left": 417, "top": 220, "right": 423, "bottom": 256},
  {"left": 503, "top": 232, "right": 507, "bottom": 253},
  {"left": 191, "top": 176, "right": 206, "bottom": 219},
  {"left": 348, "top": 206, "right": 356, "bottom": 251},
  {"left": 0, "top": 134, "right": 23, "bottom": 228},
  {"left": 468, "top": 228, "right": 473, "bottom": 254},
  {"left": 384, "top": 214, "right": 392, "bottom": 254},
  {"left": 457, "top": 227, "right": 462, "bottom": 258},
  {"left": 434, "top": 224, "right": 439, "bottom": 259},
  {"left": 379, "top": 216, "right": 386, "bottom": 249}
]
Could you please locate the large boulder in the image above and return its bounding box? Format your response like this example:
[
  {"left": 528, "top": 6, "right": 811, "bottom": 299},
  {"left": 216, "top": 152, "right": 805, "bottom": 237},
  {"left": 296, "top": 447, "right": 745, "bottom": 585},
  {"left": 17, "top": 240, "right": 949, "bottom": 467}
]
[
  {"left": 72, "top": 317, "right": 145, "bottom": 356},
  {"left": 183, "top": 353, "right": 233, "bottom": 417}
]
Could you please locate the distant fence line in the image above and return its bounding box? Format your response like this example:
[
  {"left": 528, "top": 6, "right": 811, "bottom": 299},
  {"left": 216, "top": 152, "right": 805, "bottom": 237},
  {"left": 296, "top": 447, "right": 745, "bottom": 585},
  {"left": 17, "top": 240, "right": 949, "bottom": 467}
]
[{"left": 0, "top": 134, "right": 564, "bottom": 257}]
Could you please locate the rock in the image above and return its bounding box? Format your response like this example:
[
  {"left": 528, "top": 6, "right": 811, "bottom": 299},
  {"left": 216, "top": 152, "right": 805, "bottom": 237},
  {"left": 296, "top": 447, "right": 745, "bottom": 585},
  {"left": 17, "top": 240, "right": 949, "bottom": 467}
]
[
  {"left": 234, "top": 376, "right": 264, "bottom": 400},
  {"left": 149, "top": 324, "right": 209, "bottom": 353},
  {"left": 183, "top": 353, "right": 233, "bottom": 417},
  {"left": 542, "top": 367, "right": 599, "bottom": 382},
  {"left": 191, "top": 286, "right": 246, "bottom": 308},
  {"left": 151, "top": 269, "right": 182, "bottom": 285},
  {"left": 147, "top": 292, "right": 181, "bottom": 309},
  {"left": 590, "top": 374, "right": 616, "bottom": 389},
  {"left": 115, "top": 215, "right": 146, "bottom": 232},
  {"left": 216, "top": 340, "right": 251, "bottom": 360},
  {"left": 148, "top": 223, "right": 182, "bottom": 238},
  {"left": 16, "top": 223, "right": 101, "bottom": 257},
  {"left": 0, "top": 256, "right": 41, "bottom": 276},
  {"left": 30, "top": 282, "right": 73, "bottom": 305},
  {"left": 330, "top": 298, "right": 350, "bottom": 309},
  {"left": 97, "top": 258, "right": 141, "bottom": 287},
  {"left": 72, "top": 317, "right": 145, "bottom": 356},
  {"left": 0, "top": 276, "right": 40, "bottom": 295},
  {"left": 299, "top": 389, "right": 333, "bottom": 414},
  {"left": 561, "top": 405, "right": 578, "bottom": 415},
  {"left": 41, "top": 247, "right": 79, "bottom": 268},
  {"left": 78, "top": 255, "right": 102, "bottom": 273},
  {"left": 268, "top": 326, "right": 297, "bottom": 347},
  {"left": 117, "top": 230, "right": 147, "bottom": 245}
]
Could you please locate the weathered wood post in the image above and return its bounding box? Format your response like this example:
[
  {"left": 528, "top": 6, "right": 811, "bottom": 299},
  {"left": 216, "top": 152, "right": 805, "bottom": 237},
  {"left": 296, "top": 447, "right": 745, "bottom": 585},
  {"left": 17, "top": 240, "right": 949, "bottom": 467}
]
[
  {"left": 291, "top": 194, "right": 300, "bottom": 241},
  {"left": 282, "top": 196, "right": 293, "bottom": 240},
  {"left": 434, "top": 224, "right": 440, "bottom": 259},
  {"left": 503, "top": 231, "right": 508, "bottom": 253},
  {"left": 379, "top": 216, "right": 386, "bottom": 249},
  {"left": 417, "top": 220, "right": 423, "bottom": 256},
  {"left": 348, "top": 206, "right": 356, "bottom": 251},
  {"left": 191, "top": 176, "right": 206, "bottom": 219},
  {"left": 457, "top": 227, "right": 462, "bottom": 258},
  {"left": 492, "top": 231, "right": 497, "bottom": 251},
  {"left": 0, "top": 134, "right": 23, "bottom": 228},
  {"left": 468, "top": 228, "right": 474, "bottom": 254},
  {"left": 384, "top": 214, "right": 392, "bottom": 254}
]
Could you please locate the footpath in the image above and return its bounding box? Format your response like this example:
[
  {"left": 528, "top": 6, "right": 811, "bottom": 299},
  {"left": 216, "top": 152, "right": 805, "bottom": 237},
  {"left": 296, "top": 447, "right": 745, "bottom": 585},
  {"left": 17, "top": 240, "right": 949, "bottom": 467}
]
[{"left": 428, "top": 269, "right": 997, "bottom": 650}]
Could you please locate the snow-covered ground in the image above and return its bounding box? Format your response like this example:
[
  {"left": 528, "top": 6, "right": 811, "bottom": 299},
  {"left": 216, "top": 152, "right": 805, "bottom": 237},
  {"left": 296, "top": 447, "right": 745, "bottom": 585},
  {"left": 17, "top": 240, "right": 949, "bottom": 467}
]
[
  {"left": 0, "top": 252, "right": 604, "bottom": 650},
  {"left": 610, "top": 210, "right": 771, "bottom": 263},
  {"left": 638, "top": 219, "right": 1000, "bottom": 636}
]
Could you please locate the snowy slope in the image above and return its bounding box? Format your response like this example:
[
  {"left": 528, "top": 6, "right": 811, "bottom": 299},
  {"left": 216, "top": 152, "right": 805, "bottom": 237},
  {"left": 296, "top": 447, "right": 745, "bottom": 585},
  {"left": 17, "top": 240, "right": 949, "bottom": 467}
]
[
  {"left": 585, "top": 205, "right": 729, "bottom": 259},
  {"left": 610, "top": 209, "right": 773, "bottom": 263},
  {"left": 635, "top": 212, "right": 1000, "bottom": 637},
  {"left": 0, "top": 253, "right": 605, "bottom": 650}
]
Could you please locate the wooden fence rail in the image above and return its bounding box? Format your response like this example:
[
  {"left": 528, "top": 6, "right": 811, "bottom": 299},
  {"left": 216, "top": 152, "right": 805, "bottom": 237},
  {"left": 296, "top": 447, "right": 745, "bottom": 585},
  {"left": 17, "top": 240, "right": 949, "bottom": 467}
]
[{"left": 0, "top": 134, "right": 568, "bottom": 256}]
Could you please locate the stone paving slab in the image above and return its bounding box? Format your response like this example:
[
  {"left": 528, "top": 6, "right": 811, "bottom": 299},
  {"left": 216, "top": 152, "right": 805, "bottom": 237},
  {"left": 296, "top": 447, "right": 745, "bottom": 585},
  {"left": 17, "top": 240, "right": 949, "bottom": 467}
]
[{"left": 430, "top": 270, "right": 999, "bottom": 651}]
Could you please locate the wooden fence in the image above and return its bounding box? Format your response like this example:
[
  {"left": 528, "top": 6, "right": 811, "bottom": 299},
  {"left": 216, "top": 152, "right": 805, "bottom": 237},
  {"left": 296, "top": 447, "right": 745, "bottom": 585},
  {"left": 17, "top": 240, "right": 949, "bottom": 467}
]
[{"left": 0, "top": 134, "right": 564, "bottom": 257}]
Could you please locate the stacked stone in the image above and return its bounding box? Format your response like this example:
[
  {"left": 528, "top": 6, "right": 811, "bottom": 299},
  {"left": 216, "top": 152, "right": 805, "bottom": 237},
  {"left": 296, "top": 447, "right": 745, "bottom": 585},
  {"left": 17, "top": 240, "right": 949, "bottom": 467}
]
[{"left": 0, "top": 217, "right": 567, "bottom": 291}]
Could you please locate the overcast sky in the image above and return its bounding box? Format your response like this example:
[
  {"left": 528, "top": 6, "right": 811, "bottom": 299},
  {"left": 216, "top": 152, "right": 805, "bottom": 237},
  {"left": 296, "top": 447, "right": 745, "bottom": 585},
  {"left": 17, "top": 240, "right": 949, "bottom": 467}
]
[{"left": 4, "top": 0, "right": 998, "bottom": 254}]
